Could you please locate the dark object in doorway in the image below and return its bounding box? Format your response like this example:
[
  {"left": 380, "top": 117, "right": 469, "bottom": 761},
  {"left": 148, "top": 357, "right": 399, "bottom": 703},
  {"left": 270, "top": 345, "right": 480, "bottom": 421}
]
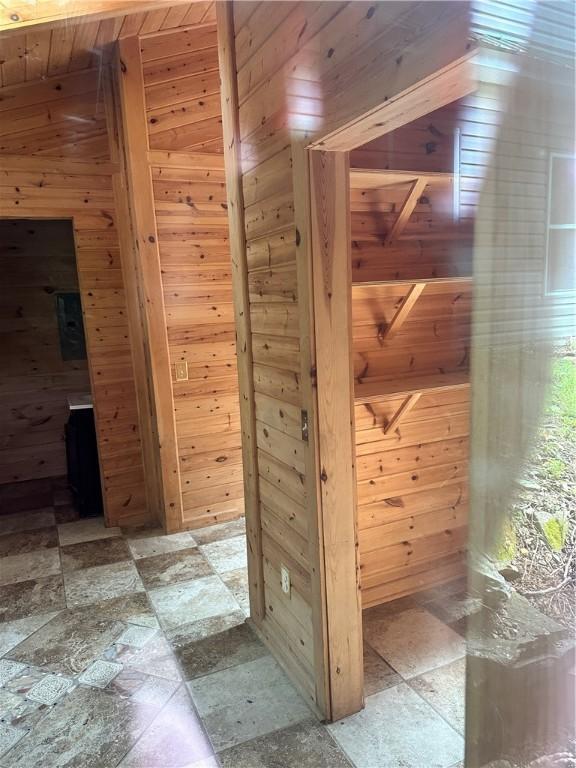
[{"left": 65, "top": 404, "right": 103, "bottom": 518}]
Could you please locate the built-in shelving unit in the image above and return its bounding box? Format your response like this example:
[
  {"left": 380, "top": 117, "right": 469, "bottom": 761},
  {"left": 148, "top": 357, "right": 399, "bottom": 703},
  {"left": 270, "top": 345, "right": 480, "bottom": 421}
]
[{"left": 350, "top": 158, "right": 472, "bottom": 608}]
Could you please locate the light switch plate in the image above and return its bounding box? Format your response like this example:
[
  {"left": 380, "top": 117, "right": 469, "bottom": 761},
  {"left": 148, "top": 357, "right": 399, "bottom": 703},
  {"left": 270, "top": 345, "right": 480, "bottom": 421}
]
[
  {"left": 281, "top": 564, "right": 291, "bottom": 595},
  {"left": 175, "top": 361, "right": 188, "bottom": 381}
]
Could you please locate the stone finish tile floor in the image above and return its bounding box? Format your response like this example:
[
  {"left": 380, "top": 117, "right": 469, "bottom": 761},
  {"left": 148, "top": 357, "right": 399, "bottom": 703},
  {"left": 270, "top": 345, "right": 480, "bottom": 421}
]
[{"left": 0, "top": 477, "right": 465, "bottom": 767}]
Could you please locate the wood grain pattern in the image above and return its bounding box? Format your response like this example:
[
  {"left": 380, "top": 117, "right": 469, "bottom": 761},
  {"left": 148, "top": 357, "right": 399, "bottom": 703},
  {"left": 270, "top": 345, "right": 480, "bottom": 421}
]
[
  {"left": 0, "top": 153, "right": 148, "bottom": 525},
  {"left": 0, "top": 4, "right": 215, "bottom": 87},
  {"left": 230, "top": 0, "right": 474, "bottom": 722},
  {"left": 143, "top": 22, "right": 243, "bottom": 530},
  {"left": 116, "top": 35, "right": 183, "bottom": 532},
  {"left": 349, "top": 99, "right": 473, "bottom": 606},
  {"left": 309, "top": 150, "right": 363, "bottom": 719},
  {"left": 217, "top": 0, "right": 263, "bottom": 618}
]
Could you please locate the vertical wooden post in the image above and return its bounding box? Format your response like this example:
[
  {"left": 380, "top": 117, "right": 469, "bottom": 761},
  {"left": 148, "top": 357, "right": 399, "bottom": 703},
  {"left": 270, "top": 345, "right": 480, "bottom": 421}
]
[
  {"left": 292, "top": 138, "right": 331, "bottom": 718},
  {"left": 103, "top": 64, "right": 160, "bottom": 524},
  {"left": 113, "top": 37, "right": 183, "bottom": 532},
  {"left": 309, "top": 149, "right": 364, "bottom": 719},
  {"left": 216, "top": 1, "right": 265, "bottom": 621}
]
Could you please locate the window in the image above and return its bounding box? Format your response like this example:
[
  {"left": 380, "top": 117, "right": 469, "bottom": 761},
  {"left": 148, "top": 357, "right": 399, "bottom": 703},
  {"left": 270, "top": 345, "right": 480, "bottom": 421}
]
[{"left": 545, "top": 153, "right": 575, "bottom": 295}]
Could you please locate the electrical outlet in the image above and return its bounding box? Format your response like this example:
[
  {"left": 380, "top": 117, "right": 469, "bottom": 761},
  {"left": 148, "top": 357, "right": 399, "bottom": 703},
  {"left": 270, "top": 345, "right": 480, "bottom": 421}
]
[
  {"left": 281, "top": 564, "right": 291, "bottom": 595},
  {"left": 175, "top": 361, "right": 188, "bottom": 381}
]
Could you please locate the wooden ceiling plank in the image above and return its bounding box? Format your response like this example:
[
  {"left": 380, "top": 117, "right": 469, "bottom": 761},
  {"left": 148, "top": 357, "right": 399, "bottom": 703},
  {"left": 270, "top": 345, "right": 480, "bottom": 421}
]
[
  {"left": 118, "top": 12, "right": 148, "bottom": 39},
  {"left": 138, "top": 8, "right": 170, "bottom": 36},
  {"left": 200, "top": 2, "right": 216, "bottom": 24},
  {"left": 140, "top": 23, "right": 216, "bottom": 61},
  {"left": 92, "top": 15, "right": 123, "bottom": 66},
  {"left": 0, "top": 1, "right": 191, "bottom": 35},
  {"left": 46, "top": 23, "right": 75, "bottom": 76},
  {"left": 94, "top": 15, "right": 124, "bottom": 47},
  {"left": 0, "top": 32, "right": 25, "bottom": 85},
  {"left": 161, "top": 4, "right": 191, "bottom": 30},
  {"left": 68, "top": 19, "right": 100, "bottom": 72},
  {"left": 182, "top": 1, "right": 211, "bottom": 26},
  {"left": 24, "top": 29, "right": 50, "bottom": 80},
  {"left": 0, "top": 67, "right": 100, "bottom": 113}
]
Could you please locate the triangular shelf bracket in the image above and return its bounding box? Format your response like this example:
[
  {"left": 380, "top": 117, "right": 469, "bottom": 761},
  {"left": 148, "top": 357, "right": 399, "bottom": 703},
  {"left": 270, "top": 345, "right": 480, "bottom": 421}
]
[
  {"left": 379, "top": 282, "right": 426, "bottom": 343},
  {"left": 383, "top": 392, "right": 422, "bottom": 435}
]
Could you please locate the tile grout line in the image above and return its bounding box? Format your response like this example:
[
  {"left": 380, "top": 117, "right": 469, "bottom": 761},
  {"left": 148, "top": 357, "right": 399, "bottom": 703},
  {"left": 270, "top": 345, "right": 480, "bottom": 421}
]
[
  {"left": 131, "top": 525, "right": 319, "bottom": 759},
  {"left": 118, "top": 525, "right": 242, "bottom": 767}
]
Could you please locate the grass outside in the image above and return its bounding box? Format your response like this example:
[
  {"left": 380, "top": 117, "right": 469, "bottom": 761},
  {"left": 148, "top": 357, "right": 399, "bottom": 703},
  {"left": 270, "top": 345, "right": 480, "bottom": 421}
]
[{"left": 507, "top": 344, "right": 576, "bottom": 628}]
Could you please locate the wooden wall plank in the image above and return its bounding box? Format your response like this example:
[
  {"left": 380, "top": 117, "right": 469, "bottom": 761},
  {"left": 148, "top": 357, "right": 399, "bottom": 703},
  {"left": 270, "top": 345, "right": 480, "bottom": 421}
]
[
  {"left": 115, "top": 35, "right": 182, "bottom": 531},
  {"left": 309, "top": 150, "right": 363, "bottom": 719},
  {"left": 217, "top": 0, "right": 263, "bottom": 618}
]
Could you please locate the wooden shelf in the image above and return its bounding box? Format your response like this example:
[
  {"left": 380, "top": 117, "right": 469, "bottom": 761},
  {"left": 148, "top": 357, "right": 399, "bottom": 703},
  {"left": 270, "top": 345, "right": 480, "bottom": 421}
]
[
  {"left": 350, "top": 169, "right": 454, "bottom": 189},
  {"left": 352, "top": 276, "right": 472, "bottom": 288},
  {"left": 354, "top": 371, "right": 470, "bottom": 404}
]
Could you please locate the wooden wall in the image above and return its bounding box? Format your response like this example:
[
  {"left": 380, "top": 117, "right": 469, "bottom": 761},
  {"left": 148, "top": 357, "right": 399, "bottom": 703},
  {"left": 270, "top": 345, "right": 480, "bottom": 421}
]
[
  {"left": 223, "top": 0, "right": 472, "bottom": 720},
  {"left": 352, "top": 281, "right": 471, "bottom": 607},
  {"left": 0, "top": 68, "right": 110, "bottom": 158},
  {"left": 0, "top": 69, "right": 149, "bottom": 526},
  {"left": 0, "top": 219, "right": 91, "bottom": 484},
  {"left": 140, "top": 21, "right": 243, "bottom": 528}
]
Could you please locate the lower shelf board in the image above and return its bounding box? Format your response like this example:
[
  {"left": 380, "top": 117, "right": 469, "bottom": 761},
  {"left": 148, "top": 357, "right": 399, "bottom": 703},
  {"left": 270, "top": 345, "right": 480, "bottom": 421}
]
[{"left": 354, "top": 371, "right": 470, "bottom": 404}]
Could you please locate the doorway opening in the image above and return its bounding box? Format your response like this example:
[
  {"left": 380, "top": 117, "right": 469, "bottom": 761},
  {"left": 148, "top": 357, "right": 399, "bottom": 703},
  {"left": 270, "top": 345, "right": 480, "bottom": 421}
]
[
  {"left": 349, "top": 99, "right": 473, "bottom": 708},
  {"left": 308, "top": 75, "right": 476, "bottom": 720},
  {"left": 0, "top": 218, "right": 101, "bottom": 523}
]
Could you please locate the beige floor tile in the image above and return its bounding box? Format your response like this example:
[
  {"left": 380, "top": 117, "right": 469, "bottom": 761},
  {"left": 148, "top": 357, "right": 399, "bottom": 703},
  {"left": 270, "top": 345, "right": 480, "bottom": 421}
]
[
  {"left": 135, "top": 547, "right": 213, "bottom": 588},
  {"left": 199, "top": 537, "right": 247, "bottom": 574},
  {"left": 118, "top": 686, "right": 217, "bottom": 768},
  {"left": 363, "top": 642, "right": 401, "bottom": 696},
  {"left": 328, "top": 683, "right": 463, "bottom": 768},
  {"left": 364, "top": 606, "right": 465, "bottom": 679},
  {"left": 64, "top": 560, "right": 144, "bottom": 608},
  {"left": 149, "top": 575, "right": 240, "bottom": 632},
  {"left": 191, "top": 518, "right": 245, "bottom": 546},
  {"left": 410, "top": 657, "right": 466, "bottom": 734},
  {"left": 128, "top": 532, "right": 197, "bottom": 560},
  {"left": 0, "top": 612, "right": 60, "bottom": 657},
  {"left": 188, "top": 655, "right": 311, "bottom": 751}
]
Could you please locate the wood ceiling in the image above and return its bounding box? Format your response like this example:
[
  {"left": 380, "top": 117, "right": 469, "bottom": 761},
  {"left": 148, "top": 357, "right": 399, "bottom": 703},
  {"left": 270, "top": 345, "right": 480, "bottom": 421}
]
[
  {"left": 0, "top": 0, "right": 191, "bottom": 32},
  {"left": 0, "top": 1, "right": 215, "bottom": 87}
]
